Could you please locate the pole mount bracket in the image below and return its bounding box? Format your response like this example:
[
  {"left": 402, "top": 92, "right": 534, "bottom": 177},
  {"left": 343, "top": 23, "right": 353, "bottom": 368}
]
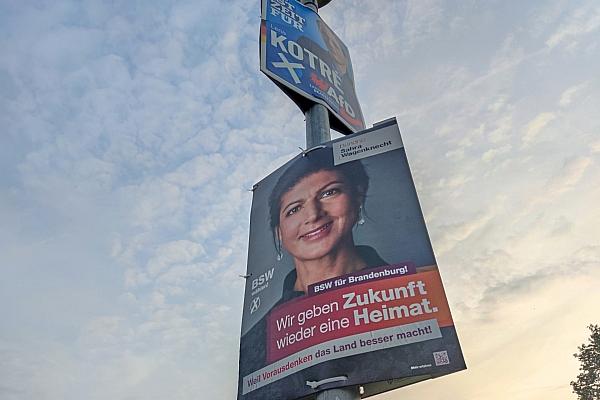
[{"left": 306, "top": 376, "right": 348, "bottom": 389}]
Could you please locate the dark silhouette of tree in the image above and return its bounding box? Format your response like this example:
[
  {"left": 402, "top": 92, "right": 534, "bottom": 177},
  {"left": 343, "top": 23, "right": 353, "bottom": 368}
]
[{"left": 571, "top": 324, "right": 600, "bottom": 400}]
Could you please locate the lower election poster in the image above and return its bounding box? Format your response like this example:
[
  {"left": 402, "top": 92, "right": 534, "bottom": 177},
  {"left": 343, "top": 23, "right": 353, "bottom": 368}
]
[{"left": 238, "top": 118, "right": 466, "bottom": 399}]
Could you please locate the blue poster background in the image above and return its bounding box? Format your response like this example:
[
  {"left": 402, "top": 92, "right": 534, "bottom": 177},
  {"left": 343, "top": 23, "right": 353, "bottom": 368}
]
[{"left": 260, "top": 0, "right": 365, "bottom": 134}]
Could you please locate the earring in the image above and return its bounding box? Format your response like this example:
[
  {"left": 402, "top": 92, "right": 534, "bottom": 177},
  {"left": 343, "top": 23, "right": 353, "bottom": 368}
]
[
  {"left": 358, "top": 205, "right": 365, "bottom": 225},
  {"left": 275, "top": 234, "right": 283, "bottom": 261}
]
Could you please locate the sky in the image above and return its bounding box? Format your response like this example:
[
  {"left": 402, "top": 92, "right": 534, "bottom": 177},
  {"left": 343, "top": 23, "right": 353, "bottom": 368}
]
[{"left": 1, "top": 0, "right": 599, "bottom": 399}]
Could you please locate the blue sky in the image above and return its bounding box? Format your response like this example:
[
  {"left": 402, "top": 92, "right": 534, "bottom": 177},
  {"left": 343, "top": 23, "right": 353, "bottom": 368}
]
[{"left": 1, "top": 1, "right": 599, "bottom": 399}]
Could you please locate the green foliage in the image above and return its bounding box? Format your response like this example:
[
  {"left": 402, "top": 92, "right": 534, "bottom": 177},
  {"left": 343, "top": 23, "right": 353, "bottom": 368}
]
[{"left": 571, "top": 324, "right": 600, "bottom": 400}]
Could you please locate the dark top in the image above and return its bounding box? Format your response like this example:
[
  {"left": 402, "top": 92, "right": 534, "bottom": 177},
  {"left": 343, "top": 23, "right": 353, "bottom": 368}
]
[{"left": 280, "top": 245, "right": 388, "bottom": 303}]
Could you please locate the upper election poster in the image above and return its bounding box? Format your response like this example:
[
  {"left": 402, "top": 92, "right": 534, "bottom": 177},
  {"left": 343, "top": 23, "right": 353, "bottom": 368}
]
[
  {"left": 238, "top": 119, "right": 466, "bottom": 400},
  {"left": 260, "top": 0, "right": 366, "bottom": 134}
]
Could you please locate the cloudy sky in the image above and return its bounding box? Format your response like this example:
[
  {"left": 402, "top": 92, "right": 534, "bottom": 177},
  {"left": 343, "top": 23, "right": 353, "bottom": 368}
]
[{"left": 1, "top": 0, "right": 599, "bottom": 399}]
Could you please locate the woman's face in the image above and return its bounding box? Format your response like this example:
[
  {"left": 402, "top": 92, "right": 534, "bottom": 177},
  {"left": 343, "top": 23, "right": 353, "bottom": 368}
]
[
  {"left": 321, "top": 27, "right": 346, "bottom": 70},
  {"left": 277, "top": 169, "right": 359, "bottom": 262}
]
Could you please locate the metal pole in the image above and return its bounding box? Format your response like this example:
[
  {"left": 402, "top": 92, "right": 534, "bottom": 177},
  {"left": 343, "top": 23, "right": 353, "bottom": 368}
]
[
  {"left": 302, "top": 0, "right": 331, "bottom": 148},
  {"left": 302, "top": 1, "right": 359, "bottom": 399},
  {"left": 316, "top": 387, "right": 361, "bottom": 400},
  {"left": 305, "top": 102, "right": 331, "bottom": 147}
]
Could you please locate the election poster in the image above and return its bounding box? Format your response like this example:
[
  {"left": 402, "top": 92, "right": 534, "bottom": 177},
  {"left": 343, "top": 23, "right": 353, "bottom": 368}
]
[
  {"left": 237, "top": 118, "right": 466, "bottom": 399},
  {"left": 260, "top": 0, "right": 366, "bottom": 134}
]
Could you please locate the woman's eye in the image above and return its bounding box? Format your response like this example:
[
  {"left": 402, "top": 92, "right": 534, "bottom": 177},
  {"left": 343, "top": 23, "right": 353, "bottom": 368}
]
[
  {"left": 286, "top": 205, "right": 300, "bottom": 216},
  {"left": 320, "top": 188, "right": 339, "bottom": 198}
]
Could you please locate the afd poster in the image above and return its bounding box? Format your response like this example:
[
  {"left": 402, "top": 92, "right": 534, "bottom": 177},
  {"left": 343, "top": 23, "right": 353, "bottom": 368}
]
[
  {"left": 260, "top": 0, "right": 366, "bottom": 134},
  {"left": 237, "top": 119, "right": 466, "bottom": 399}
]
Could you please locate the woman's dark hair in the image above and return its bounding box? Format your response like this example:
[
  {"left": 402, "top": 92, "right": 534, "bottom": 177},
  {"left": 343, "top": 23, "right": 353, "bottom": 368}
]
[
  {"left": 316, "top": 19, "right": 343, "bottom": 51},
  {"left": 268, "top": 146, "right": 369, "bottom": 232}
]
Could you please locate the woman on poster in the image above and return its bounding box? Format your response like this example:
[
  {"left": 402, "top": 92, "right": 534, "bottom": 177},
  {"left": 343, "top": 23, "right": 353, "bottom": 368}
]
[{"left": 268, "top": 146, "right": 386, "bottom": 300}]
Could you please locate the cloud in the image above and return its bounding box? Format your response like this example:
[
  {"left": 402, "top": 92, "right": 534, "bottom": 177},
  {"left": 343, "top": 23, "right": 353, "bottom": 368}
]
[
  {"left": 0, "top": 341, "right": 78, "bottom": 400},
  {"left": 146, "top": 240, "right": 205, "bottom": 278},
  {"left": 165, "top": 154, "right": 228, "bottom": 188},
  {"left": 544, "top": 156, "right": 592, "bottom": 196},
  {"left": 559, "top": 82, "right": 588, "bottom": 107},
  {"left": 522, "top": 112, "right": 556, "bottom": 146},
  {"left": 546, "top": 3, "right": 600, "bottom": 49},
  {"left": 434, "top": 208, "right": 496, "bottom": 255},
  {"left": 401, "top": 0, "right": 445, "bottom": 54},
  {"left": 481, "top": 144, "right": 511, "bottom": 162}
]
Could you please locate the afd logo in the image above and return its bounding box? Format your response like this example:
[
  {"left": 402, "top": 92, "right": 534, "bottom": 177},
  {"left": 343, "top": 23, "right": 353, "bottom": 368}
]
[{"left": 252, "top": 268, "right": 275, "bottom": 290}]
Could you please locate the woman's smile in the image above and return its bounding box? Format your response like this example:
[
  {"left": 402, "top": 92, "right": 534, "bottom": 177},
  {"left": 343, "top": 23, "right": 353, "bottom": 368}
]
[{"left": 299, "top": 221, "right": 333, "bottom": 241}]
